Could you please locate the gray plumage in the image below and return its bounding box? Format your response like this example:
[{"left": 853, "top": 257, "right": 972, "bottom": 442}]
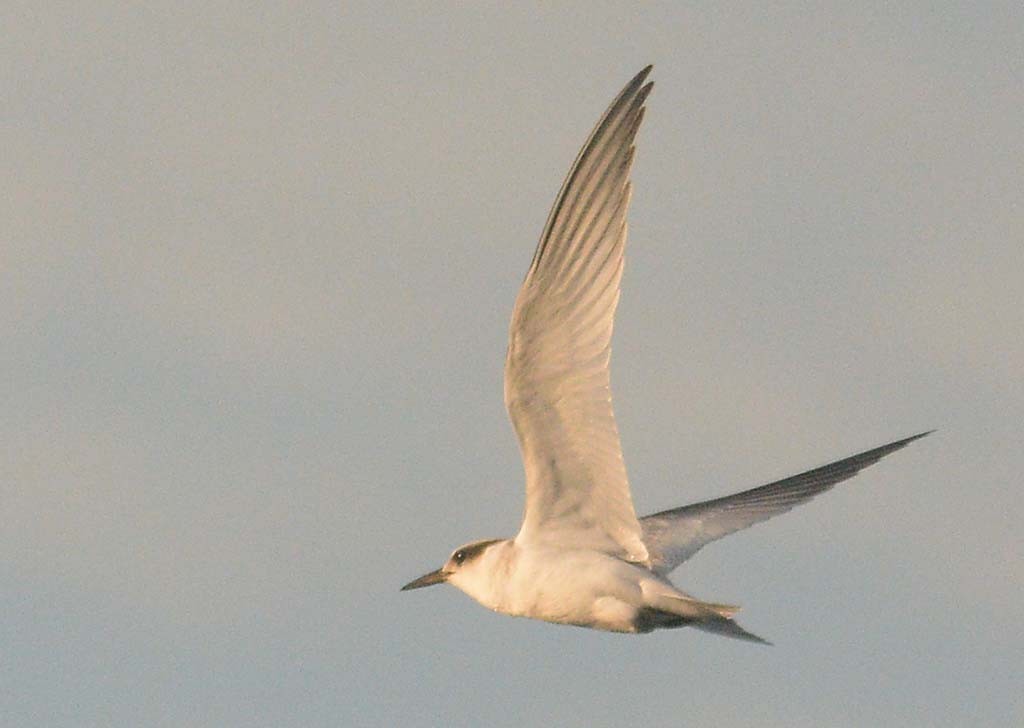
[{"left": 641, "top": 431, "right": 933, "bottom": 575}]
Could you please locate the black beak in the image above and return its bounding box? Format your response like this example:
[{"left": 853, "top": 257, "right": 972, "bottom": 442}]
[{"left": 401, "top": 568, "right": 448, "bottom": 591}]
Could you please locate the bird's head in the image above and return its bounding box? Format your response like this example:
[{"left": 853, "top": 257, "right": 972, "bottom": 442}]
[{"left": 401, "top": 538, "right": 506, "bottom": 598}]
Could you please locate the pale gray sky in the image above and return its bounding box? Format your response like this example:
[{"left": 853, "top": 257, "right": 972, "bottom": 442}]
[{"left": 3, "top": 2, "right": 1022, "bottom": 726}]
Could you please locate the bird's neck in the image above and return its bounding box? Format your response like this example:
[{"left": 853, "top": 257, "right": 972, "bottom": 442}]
[{"left": 457, "top": 539, "right": 517, "bottom": 612}]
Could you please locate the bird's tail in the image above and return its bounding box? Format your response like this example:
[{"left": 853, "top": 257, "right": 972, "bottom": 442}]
[
  {"left": 644, "top": 587, "right": 771, "bottom": 645},
  {"left": 691, "top": 616, "right": 771, "bottom": 645},
  {"left": 649, "top": 591, "right": 740, "bottom": 620}
]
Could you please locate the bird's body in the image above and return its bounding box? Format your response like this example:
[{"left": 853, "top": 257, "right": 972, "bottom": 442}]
[
  {"left": 447, "top": 539, "right": 751, "bottom": 637},
  {"left": 455, "top": 540, "right": 647, "bottom": 630},
  {"left": 402, "top": 66, "right": 930, "bottom": 644}
]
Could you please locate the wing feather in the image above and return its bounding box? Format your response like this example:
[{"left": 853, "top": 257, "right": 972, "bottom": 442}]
[
  {"left": 641, "top": 432, "right": 933, "bottom": 574},
  {"left": 505, "top": 67, "right": 653, "bottom": 563}
]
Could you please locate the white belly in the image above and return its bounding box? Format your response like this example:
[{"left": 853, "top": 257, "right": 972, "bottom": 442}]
[{"left": 499, "top": 546, "right": 650, "bottom": 632}]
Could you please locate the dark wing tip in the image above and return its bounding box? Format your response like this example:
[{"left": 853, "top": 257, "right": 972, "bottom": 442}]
[
  {"left": 619, "top": 66, "right": 653, "bottom": 103},
  {"left": 878, "top": 430, "right": 934, "bottom": 453},
  {"left": 796, "top": 429, "right": 934, "bottom": 481},
  {"left": 622, "top": 68, "right": 654, "bottom": 112},
  {"left": 638, "top": 81, "right": 654, "bottom": 106}
]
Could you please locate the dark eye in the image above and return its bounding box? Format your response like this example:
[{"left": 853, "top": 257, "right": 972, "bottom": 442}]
[{"left": 453, "top": 550, "right": 466, "bottom": 564}]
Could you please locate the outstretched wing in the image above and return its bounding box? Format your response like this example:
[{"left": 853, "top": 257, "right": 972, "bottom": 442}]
[
  {"left": 506, "top": 67, "right": 653, "bottom": 564},
  {"left": 641, "top": 432, "right": 932, "bottom": 574}
]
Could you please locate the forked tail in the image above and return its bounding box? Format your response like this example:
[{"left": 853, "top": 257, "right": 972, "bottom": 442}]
[
  {"left": 691, "top": 616, "right": 771, "bottom": 645},
  {"left": 650, "top": 591, "right": 740, "bottom": 620},
  {"left": 645, "top": 590, "right": 770, "bottom": 644}
]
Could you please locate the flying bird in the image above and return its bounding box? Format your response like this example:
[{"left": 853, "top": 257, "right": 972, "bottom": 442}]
[{"left": 402, "top": 66, "right": 930, "bottom": 643}]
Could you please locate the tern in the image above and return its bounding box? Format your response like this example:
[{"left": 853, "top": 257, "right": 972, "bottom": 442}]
[{"left": 402, "top": 66, "right": 930, "bottom": 643}]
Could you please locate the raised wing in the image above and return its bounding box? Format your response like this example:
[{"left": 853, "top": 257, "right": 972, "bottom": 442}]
[
  {"left": 641, "top": 432, "right": 932, "bottom": 574},
  {"left": 505, "top": 67, "right": 653, "bottom": 564}
]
